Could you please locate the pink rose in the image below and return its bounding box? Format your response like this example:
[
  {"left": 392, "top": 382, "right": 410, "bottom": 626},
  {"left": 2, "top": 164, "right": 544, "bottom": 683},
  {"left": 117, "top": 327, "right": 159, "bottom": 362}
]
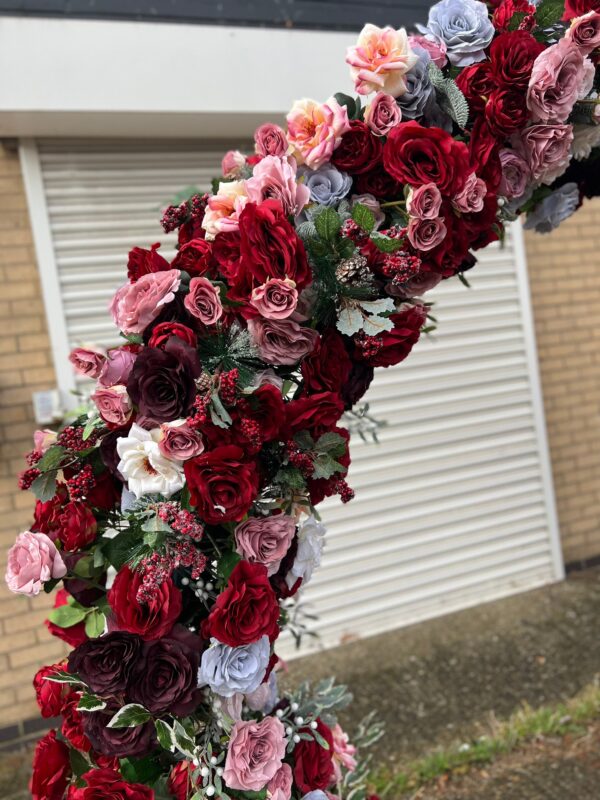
[
  {"left": 33, "top": 429, "right": 57, "bottom": 456},
  {"left": 235, "top": 514, "right": 296, "bottom": 576},
  {"left": 202, "top": 180, "right": 249, "bottom": 238},
  {"left": 250, "top": 278, "right": 298, "bottom": 320},
  {"left": 332, "top": 724, "right": 358, "bottom": 782},
  {"left": 69, "top": 346, "right": 106, "bottom": 379},
  {"left": 566, "top": 11, "right": 600, "bottom": 55},
  {"left": 346, "top": 24, "right": 418, "bottom": 96},
  {"left": 498, "top": 149, "right": 532, "bottom": 199},
  {"left": 452, "top": 172, "right": 487, "bottom": 213},
  {"left": 255, "top": 123, "right": 289, "bottom": 158},
  {"left": 91, "top": 384, "right": 133, "bottom": 427},
  {"left": 98, "top": 348, "right": 137, "bottom": 387},
  {"left": 407, "top": 217, "right": 447, "bottom": 252},
  {"left": 364, "top": 92, "right": 402, "bottom": 136},
  {"left": 408, "top": 34, "right": 448, "bottom": 68},
  {"left": 388, "top": 270, "right": 442, "bottom": 299},
  {"left": 5, "top": 531, "right": 67, "bottom": 596},
  {"left": 286, "top": 97, "right": 350, "bottom": 170},
  {"left": 266, "top": 764, "right": 293, "bottom": 800},
  {"left": 247, "top": 317, "right": 319, "bottom": 365},
  {"left": 184, "top": 277, "right": 223, "bottom": 325},
  {"left": 350, "top": 194, "right": 385, "bottom": 228},
  {"left": 223, "top": 716, "right": 286, "bottom": 792},
  {"left": 513, "top": 124, "right": 574, "bottom": 183},
  {"left": 159, "top": 420, "right": 204, "bottom": 460},
  {"left": 110, "top": 269, "right": 181, "bottom": 335},
  {"left": 406, "top": 183, "right": 442, "bottom": 220},
  {"left": 222, "top": 150, "right": 246, "bottom": 179},
  {"left": 527, "top": 39, "right": 594, "bottom": 123},
  {"left": 246, "top": 156, "right": 310, "bottom": 217}
]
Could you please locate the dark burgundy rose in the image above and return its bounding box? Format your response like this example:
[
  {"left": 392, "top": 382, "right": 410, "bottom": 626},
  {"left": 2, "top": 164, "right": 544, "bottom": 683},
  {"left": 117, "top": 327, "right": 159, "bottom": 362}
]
[
  {"left": 171, "top": 237, "right": 214, "bottom": 277},
  {"left": 485, "top": 89, "right": 529, "bottom": 137},
  {"left": 67, "top": 632, "right": 142, "bottom": 696},
  {"left": 86, "top": 470, "right": 121, "bottom": 510},
  {"left": 100, "top": 430, "right": 125, "bottom": 481},
  {"left": 127, "top": 336, "right": 201, "bottom": 422},
  {"left": 341, "top": 360, "right": 375, "bottom": 409},
  {"left": 128, "top": 627, "right": 201, "bottom": 716},
  {"left": 148, "top": 321, "right": 198, "bottom": 350},
  {"left": 184, "top": 445, "right": 259, "bottom": 525},
  {"left": 455, "top": 63, "right": 495, "bottom": 114},
  {"left": 56, "top": 501, "right": 97, "bottom": 551},
  {"left": 331, "top": 119, "right": 383, "bottom": 175},
  {"left": 62, "top": 553, "right": 106, "bottom": 607},
  {"left": 69, "top": 768, "right": 154, "bottom": 800},
  {"left": 301, "top": 330, "right": 352, "bottom": 395},
  {"left": 355, "top": 164, "right": 403, "bottom": 199},
  {"left": 284, "top": 392, "right": 345, "bottom": 439},
  {"left": 83, "top": 708, "right": 157, "bottom": 759},
  {"left": 359, "top": 305, "right": 427, "bottom": 368},
  {"left": 270, "top": 534, "right": 301, "bottom": 599},
  {"left": 30, "top": 729, "right": 71, "bottom": 800},
  {"left": 202, "top": 561, "right": 280, "bottom": 646},
  {"left": 293, "top": 718, "right": 335, "bottom": 794},
  {"left": 490, "top": 31, "right": 544, "bottom": 88},
  {"left": 107, "top": 565, "right": 182, "bottom": 640},
  {"left": 127, "top": 242, "right": 169, "bottom": 282}
]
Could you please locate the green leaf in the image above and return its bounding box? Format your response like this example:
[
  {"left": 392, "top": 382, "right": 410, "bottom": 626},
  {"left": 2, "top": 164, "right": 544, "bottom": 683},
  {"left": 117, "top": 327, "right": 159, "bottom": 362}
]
[
  {"left": 333, "top": 92, "right": 358, "bottom": 119},
  {"left": 535, "top": 0, "right": 564, "bottom": 28},
  {"left": 84, "top": 609, "right": 106, "bottom": 639},
  {"left": 507, "top": 10, "right": 527, "bottom": 30},
  {"left": 43, "top": 670, "right": 85, "bottom": 686},
  {"left": 369, "top": 231, "right": 404, "bottom": 253},
  {"left": 218, "top": 551, "right": 242, "bottom": 582},
  {"left": 120, "top": 755, "right": 165, "bottom": 785},
  {"left": 314, "top": 207, "right": 342, "bottom": 244},
  {"left": 72, "top": 555, "right": 94, "bottom": 579},
  {"left": 101, "top": 530, "right": 140, "bottom": 570},
  {"left": 352, "top": 203, "right": 376, "bottom": 234},
  {"left": 315, "top": 431, "right": 347, "bottom": 459},
  {"left": 36, "top": 446, "right": 66, "bottom": 472},
  {"left": 77, "top": 693, "right": 107, "bottom": 713},
  {"left": 31, "top": 471, "right": 58, "bottom": 502},
  {"left": 108, "top": 704, "right": 151, "bottom": 729},
  {"left": 69, "top": 747, "right": 91, "bottom": 778},
  {"left": 82, "top": 416, "right": 101, "bottom": 442},
  {"left": 274, "top": 466, "right": 306, "bottom": 492},
  {"left": 47, "top": 605, "right": 88, "bottom": 629},
  {"left": 171, "top": 720, "right": 196, "bottom": 758},
  {"left": 294, "top": 430, "right": 315, "bottom": 451},
  {"left": 312, "top": 454, "right": 346, "bottom": 480},
  {"left": 155, "top": 719, "right": 175, "bottom": 752}
]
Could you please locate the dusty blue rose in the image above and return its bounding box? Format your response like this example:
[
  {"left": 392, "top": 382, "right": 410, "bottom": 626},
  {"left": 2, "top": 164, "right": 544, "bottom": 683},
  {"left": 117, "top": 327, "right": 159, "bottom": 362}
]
[
  {"left": 417, "top": 0, "right": 494, "bottom": 67},
  {"left": 523, "top": 183, "right": 580, "bottom": 234},
  {"left": 302, "top": 793, "right": 329, "bottom": 800},
  {"left": 198, "top": 635, "right": 270, "bottom": 697},
  {"left": 397, "top": 48, "right": 435, "bottom": 121},
  {"left": 299, "top": 165, "right": 353, "bottom": 207}
]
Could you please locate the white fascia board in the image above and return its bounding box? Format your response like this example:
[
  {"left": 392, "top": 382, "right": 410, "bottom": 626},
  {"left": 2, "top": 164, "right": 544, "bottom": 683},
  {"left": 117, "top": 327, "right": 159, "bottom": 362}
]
[{"left": 0, "top": 16, "right": 355, "bottom": 137}]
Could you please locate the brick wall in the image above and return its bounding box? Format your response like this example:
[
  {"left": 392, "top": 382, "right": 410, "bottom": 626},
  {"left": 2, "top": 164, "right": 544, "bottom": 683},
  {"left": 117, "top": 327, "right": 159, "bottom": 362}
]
[
  {"left": 524, "top": 197, "right": 600, "bottom": 567},
  {"left": 0, "top": 143, "right": 67, "bottom": 728}
]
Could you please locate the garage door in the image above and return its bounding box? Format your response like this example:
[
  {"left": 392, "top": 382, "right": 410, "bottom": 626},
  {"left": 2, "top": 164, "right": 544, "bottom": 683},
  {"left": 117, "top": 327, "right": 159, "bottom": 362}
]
[{"left": 20, "top": 138, "right": 563, "bottom": 656}]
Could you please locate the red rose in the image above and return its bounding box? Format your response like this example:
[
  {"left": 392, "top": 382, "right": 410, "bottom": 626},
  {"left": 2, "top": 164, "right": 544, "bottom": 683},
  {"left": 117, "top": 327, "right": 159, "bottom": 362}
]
[
  {"left": 69, "top": 768, "right": 154, "bottom": 800},
  {"left": 168, "top": 762, "right": 194, "bottom": 800},
  {"left": 33, "top": 483, "right": 68, "bottom": 535},
  {"left": 107, "top": 565, "right": 182, "bottom": 640},
  {"left": 355, "top": 164, "right": 403, "bottom": 199},
  {"left": 171, "top": 237, "right": 213, "bottom": 277},
  {"left": 127, "top": 242, "right": 169, "bottom": 282},
  {"left": 234, "top": 200, "right": 311, "bottom": 299},
  {"left": 61, "top": 692, "right": 92, "bottom": 752},
  {"left": 242, "top": 383, "right": 286, "bottom": 442},
  {"left": 490, "top": 31, "right": 545, "bottom": 89},
  {"left": 178, "top": 214, "right": 206, "bottom": 247},
  {"left": 301, "top": 330, "right": 352, "bottom": 395},
  {"left": 493, "top": 0, "right": 535, "bottom": 30},
  {"left": 284, "top": 392, "right": 345, "bottom": 439},
  {"left": 360, "top": 305, "right": 426, "bottom": 368},
  {"left": 203, "top": 560, "right": 280, "bottom": 646},
  {"left": 563, "top": 0, "right": 600, "bottom": 19},
  {"left": 148, "top": 321, "right": 198, "bottom": 350},
  {"left": 485, "top": 89, "right": 529, "bottom": 137},
  {"left": 184, "top": 445, "right": 259, "bottom": 524},
  {"left": 30, "top": 730, "right": 71, "bottom": 800},
  {"left": 293, "top": 718, "right": 335, "bottom": 794},
  {"left": 468, "top": 118, "right": 502, "bottom": 191},
  {"left": 383, "top": 121, "right": 469, "bottom": 195},
  {"left": 212, "top": 230, "right": 241, "bottom": 281},
  {"left": 331, "top": 119, "right": 383, "bottom": 175},
  {"left": 45, "top": 588, "right": 88, "bottom": 647},
  {"left": 455, "top": 63, "right": 494, "bottom": 114},
  {"left": 56, "top": 502, "right": 97, "bottom": 551},
  {"left": 33, "top": 663, "right": 70, "bottom": 718}
]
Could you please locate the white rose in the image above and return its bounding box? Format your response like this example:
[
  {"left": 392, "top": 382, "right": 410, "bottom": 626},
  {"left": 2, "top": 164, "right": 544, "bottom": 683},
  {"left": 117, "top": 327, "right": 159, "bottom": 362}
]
[
  {"left": 286, "top": 515, "right": 326, "bottom": 589},
  {"left": 116, "top": 423, "right": 184, "bottom": 499}
]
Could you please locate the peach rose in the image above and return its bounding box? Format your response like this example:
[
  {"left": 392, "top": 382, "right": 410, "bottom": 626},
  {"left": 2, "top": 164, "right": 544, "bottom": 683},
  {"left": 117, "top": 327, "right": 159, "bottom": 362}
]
[
  {"left": 202, "top": 180, "right": 249, "bottom": 239},
  {"left": 346, "top": 23, "right": 418, "bottom": 97},
  {"left": 286, "top": 97, "right": 350, "bottom": 170}
]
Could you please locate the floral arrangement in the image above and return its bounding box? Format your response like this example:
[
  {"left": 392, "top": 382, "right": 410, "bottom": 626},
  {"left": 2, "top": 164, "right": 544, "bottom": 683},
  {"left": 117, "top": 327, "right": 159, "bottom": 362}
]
[{"left": 6, "top": 0, "right": 600, "bottom": 798}]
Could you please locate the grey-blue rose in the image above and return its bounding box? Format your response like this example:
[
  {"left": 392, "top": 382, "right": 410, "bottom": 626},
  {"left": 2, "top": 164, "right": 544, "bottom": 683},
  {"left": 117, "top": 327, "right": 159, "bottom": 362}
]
[
  {"left": 302, "top": 793, "right": 329, "bottom": 800},
  {"left": 417, "top": 0, "right": 494, "bottom": 67},
  {"left": 397, "top": 49, "right": 435, "bottom": 121},
  {"left": 523, "top": 183, "right": 580, "bottom": 234},
  {"left": 299, "top": 165, "right": 353, "bottom": 207},
  {"left": 198, "top": 635, "right": 270, "bottom": 697}
]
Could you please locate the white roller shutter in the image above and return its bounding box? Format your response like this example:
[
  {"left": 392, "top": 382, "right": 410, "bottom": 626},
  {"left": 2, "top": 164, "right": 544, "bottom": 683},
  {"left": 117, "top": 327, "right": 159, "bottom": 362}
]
[{"left": 23, "top": 139, "right": 563, "bottom": 657}]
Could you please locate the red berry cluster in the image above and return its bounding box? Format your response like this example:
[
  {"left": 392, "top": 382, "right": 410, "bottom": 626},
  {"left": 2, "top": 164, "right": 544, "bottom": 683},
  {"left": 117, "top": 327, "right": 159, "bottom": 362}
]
[
  {"left": 136, "top": 542, "right": 207, "bottom": 604},
  {"left": 382, "top": 252, "right": 422, "bottom": 287},
  {"left": 355, "top": 332, "right": 384, "bottom": 360},
  {"left": 160, "top": 193, "right": 207, "bottom": 234},
  {"left": 157, "top": 503, "right": 204, "bottom": 542},
  {"left": 239, "top": 417, "right": 262, "bottom": 451},
  {"left": 341, "top": 219, "right": 367, "bottom": 244},
  {"left": 18, "top": 467, "right": 40, "bottom": 491},
  {"left": 57, "top": 426, "right": 99, "bottom": 452},
  {"left": 66, "top": 464, "right": 96, "bottom": 502},
  {"left": 218, "top": 368, "right": 239, "bottom": 407},
  {"left": 286, "top": 441, "right": 314, "bottom": 478},
  {"left": 25, "top": 450, "right": 43, "bottom": 467},
  {"left": 333, "top": 479, "right": 355, "bottom": 504},
  {"left": 187, "top": 394, "right": 211, "bottom": 429}
]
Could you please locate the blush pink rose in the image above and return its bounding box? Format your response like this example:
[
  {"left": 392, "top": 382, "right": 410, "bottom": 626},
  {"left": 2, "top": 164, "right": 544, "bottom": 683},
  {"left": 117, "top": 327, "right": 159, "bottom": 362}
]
[
  {"left": 33, "top": 429, "right": 57, "bottom": 456},
  {"left": 255, "top": 123, "right": 289, "bottom": 158},
  {"left": 223, "top": 716, "right": 286, "bottom": 792},
  {"left": 158, "top": 419, "right": 204, "bottom": 460},
  {"left": 364, "top": 92, "right": 402, "bottom": 136},
  {"left": 266, "top": 764, "right": 293, "bottom": 800},
  {"left": 250, "top": 278, "right": 299, "bottom": 320},
  {"left": 98, "top": 347, "right": 137, "bottom": 387},
  {"left": 184, "top": 277, "right": 223, "bottom": 325},
  {"left": 499, "top": 149, "right": 532, "bottom": 199},
  {"left": 246, "top": 156, "right": 310, "bottom": 217},
  {"left": 110, "top": 269, "right": 181, "bottom": 335},
  {"left": 235, "top": 514, "right": 296, "bottom": 576},
  {"left": 202, "top": 180, "right": 249, "bottom": 238},
  {"left": 513, "top": 124, "right": 574, "bottom": 183},
  {"left": 566, "top": 11, "right": 600, "bottom": 55},
  {"left": 69, "top": 346, "right": 106, "bottom": 379},
  {"left": 408, "top": 34, "right": 448, "bottom": 68},
  {"left": 222, "top": 150, "right": 246, "bottom": 179},
  {"left": 91, "top": 384, "right": 133, "bottom": 426},
  {"left": 286, "top": 97, "right": 350, "bottom": 170},
  {"left": 247, "top": 317, "right": 319, "bottom": 365},
  {"left": 406, "top": 183, "right": 442, "bottom": 220},
  {"left": 452, "top": 172, "right": 487, "bottom": 213},
  {"left": 527, "top": 39, "right": 594, "bottom": 123},
  {"left": 5, "top": 531, "right": 67, "bottom": 596},
  {"left": 346, "top": 24, "right": 418, "bottom": 97},
  {"left": 332, "top": 724, "right": 358, "bottom": 782},
  {"left": 407, "top": 217, "right": 447, "bottom": 252}
]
